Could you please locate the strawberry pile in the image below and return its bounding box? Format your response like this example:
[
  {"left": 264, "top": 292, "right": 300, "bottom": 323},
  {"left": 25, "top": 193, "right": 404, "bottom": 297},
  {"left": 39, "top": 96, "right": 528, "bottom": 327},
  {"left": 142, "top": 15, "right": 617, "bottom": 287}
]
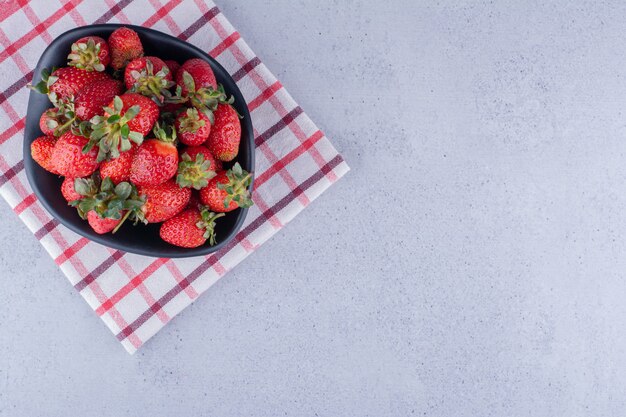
[{"left": 29, "top": 27, "right": 253, "bottom": 249}]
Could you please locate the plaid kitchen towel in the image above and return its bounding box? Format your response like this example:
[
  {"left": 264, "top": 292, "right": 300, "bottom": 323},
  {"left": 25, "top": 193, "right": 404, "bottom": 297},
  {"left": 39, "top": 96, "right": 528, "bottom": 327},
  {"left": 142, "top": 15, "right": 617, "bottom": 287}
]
[{"left": 0, "top": 0, "right": 349, "bottom": 354}]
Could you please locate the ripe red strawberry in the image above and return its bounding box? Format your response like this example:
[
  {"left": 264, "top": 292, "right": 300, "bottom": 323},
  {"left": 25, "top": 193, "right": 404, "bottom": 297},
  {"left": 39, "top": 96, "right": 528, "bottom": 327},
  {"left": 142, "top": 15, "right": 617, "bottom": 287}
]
[
  {"left": 71, "top": 177, "right": 145, "bottom": 233},
  {"left": 61, "top": 177, "right": 83, "bottom": 202},
  {"left": 175, "top": 108, "right": 211, "bottom": 146},
  {"left": 67, "top": 36, "right": 110, "bottom": 71},
  {"left": 159, "top": 207, "right": 224, "bottom": 248},
  {"left": 108, "top": 27, "right": 144, "bottom": 70},
  {"left": 74, "top": 78, "right": 123, "bottom": 120},
  {"left": 39, "top": 109, "right": 56, "bottom": 136},
  {"left": 124, "top": 57, "right": 174, "bottom": 103},
  {"left": 100, "top": 143, "right": 137, "bottom": 184},
  {"left": 87, "top": 211, "right": 122, "bottom": 234},
  {"left": 164, "top": 60, "right": 180, "bottom": 75},
  {"left": 116, "top": 93, "right": 160, "bottom": 135},
  {"left": 51, "top": 131, "right": 99, "bottom": 177},
  {"left": 199, "top": 163, "right": 253, "bottom": 212},
  {"left": 176, "top": 58, "right": 217, "bottom": 95},
  {"left": 31, "top": 135, "right": 59, "bottom": 174},
  {"left": 48, "top": 67, "right": 110, "bottom": 102},
  {"left": 205, "top": 104, "right": 241, "bottom": 161},
  {"left": 137, "top": 179, "right": 191, "bottom": 223},
  {"left": 180, "top": 145, "right": 220, "bottom": 171},
  {"left": 130, "top": 122, "right": 178, "bottom": 186},
  {"left": 86, "top": 93, "right": 159, "bottom": 161}
]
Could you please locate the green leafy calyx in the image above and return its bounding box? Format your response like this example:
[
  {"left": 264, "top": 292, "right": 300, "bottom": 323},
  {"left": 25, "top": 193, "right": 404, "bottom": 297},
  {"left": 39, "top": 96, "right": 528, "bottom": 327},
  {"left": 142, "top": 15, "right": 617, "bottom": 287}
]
[
  {"left": 196, "top": 207, "right": 225, "bottom": 246},
  {"left": 85, "top": 96, "right": 144, "bottom": 162},
  {"left": 129, "top": 59, "right": 176, "bottom": 105},
  {"left": 217, "top": 162, "right": 254, "bottom": 209},
  {"left": 176, "top": 152, "right": 216, "bottom": 189},
  {"left": 67, "top": 38, "right": 105, "bottom": 72}
]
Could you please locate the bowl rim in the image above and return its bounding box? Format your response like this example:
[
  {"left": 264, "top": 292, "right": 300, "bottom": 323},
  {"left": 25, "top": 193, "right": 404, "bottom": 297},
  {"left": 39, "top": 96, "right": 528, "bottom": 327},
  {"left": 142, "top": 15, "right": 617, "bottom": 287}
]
[{"left": 23, "top": 24, "right": 254, "bottom": 258}]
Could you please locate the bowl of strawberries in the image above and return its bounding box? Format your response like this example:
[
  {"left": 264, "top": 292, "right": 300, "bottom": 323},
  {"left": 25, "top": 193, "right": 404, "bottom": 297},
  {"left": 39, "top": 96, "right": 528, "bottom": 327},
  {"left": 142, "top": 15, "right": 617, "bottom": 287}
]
[{"left": 24, "top": 24, "right": 254, "bottom": 258}]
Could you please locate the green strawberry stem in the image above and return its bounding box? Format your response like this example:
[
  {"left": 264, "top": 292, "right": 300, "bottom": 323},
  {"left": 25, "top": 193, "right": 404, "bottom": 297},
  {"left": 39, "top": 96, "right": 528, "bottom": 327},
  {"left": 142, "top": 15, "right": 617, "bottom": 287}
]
[
  {"left": 197, "top": 209, "right": 225, "bottom": 246},
  {"left": 112, "top": 209, "right": 132, "bottom": 234}
]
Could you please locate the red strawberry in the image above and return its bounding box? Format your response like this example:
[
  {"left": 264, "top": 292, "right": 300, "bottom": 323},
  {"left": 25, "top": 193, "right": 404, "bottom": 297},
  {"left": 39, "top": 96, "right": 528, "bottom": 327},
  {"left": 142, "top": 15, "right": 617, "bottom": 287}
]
[
  {"left": 176, "top": 58, "right": 217, "bottom": 95},
  {"left": 100, "top": 143, "right": 137, "bottom": 184},
  {"left": 67, "top": 36, "right": 110, "bottom": 71},
  {"left": 180, "top": 145, "right": 220, "bottom": 171},
  {"left": 199, "top": 163, "right": 253, "bottom": 212},
  {"left": 175, "top": 108, "right": 211, "bottom": 146},
  {"left": 39, "top": 108, "right": 70, "bottom": 136},
  {"left": 137, "top": 180, "right": 191, "bottom": 223},
  {"left": 51, "top": 131, "right": 99, "bottom": 177},
  {"left": 159, "top": 207, "right": 224, "bottom": 248},
  {"left": 86, "top": 93, "right": 159, "bottom": 161},
  {"left": 61, "top": 177, "right": 83, "bottom": 202},
  {"left": 74, "top": 78, "right": 123, "bottom": 120},
  {"left": 116, "top": 93, "right": 160, "bottom": 135},
  {"left": 39, "top": 109, "right": 55, "bottom": 136},
  {"left": 205, "top": 104, "right": 241, "bottom": 161},
  {"left": 164, "top": 60, "right": 180, "bottom": 75},
  {"left": 87, "top": 211, "right": 122, "bottom": 234},
  {"left": 48, "top": 67, "right": 110, "bottom": 102},
  {"left": 108, "top": 27, "right": 144, "bottom": 70},
  {"left": 124, "top": 57, "right": 174, "bottom": 103},
  {"left": 130, "top": 122, "right": 178, "bottom": 186},
  {"left": 71, "top": 177, "right": 145, "bottom": 233},
  {"left": 31, "top": 135, "right": 59, "bottom": 174}
]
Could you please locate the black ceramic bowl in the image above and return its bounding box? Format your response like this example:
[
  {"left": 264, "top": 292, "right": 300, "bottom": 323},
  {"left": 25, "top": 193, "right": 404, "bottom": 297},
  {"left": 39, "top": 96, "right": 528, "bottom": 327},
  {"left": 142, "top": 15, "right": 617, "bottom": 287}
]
[{"left": 24, "top": 24, "right": 254, "bottom": 258}]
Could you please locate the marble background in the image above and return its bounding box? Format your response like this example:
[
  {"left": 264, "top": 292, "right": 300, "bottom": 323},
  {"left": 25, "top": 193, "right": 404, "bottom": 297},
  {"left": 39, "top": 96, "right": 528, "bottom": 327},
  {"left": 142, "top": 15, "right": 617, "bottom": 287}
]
[{"left": 2, "top": 0, "right": 626, "bottom": 415}]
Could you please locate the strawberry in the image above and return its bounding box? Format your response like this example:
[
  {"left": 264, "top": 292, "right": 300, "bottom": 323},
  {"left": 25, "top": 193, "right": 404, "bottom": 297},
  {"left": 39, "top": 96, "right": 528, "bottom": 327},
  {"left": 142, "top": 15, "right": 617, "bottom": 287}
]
[
  {"left": 86, "top": 94, "right": 158, "bottom": 161},
  {"left": 159, "top": 207, "right": 224, "bottom": 248},
  {"left": 175, "top": 65, "right": 228, "bottom": 117},
  {"left": 51, "top": 131, "right": 99, "bottom": 177},
  {"left": 175, "top": 108, "right": 211, "bottom": 146},
  {"left": 164, "top": 60, "right": 180, "bottom": 75},
  {"left": 176, "top": 58, "right": 217, "bottom": 95},
  {"left": 205, "top": 104, "right": 241, "bottom": 161},
  {"left": 67, "top": 36, "right": 110, "bottom": 72},
  {"left": 74, "top": 78, "right": 123, "bottom": 121},
  {"left": 39, "top": 107, "right": 74, "bottom": 137},
  {"left": 130, "top": 121, "right": 178, "bottom": 186},
  {"left": 180, "top": 145, "right": 221, "bottom": 171},
  {"left": 124, "top": 56, "right": 174, "bottom": 103},
  {"left": 108, "top": 27, "right": 144, "bottom": 70},
  {"left": 30, "top": 67, "right": 109, "bottom": 104},
  {"left": 176, "top": 152, "right": 217, "bottom": 190},
  {"left": 100, "top": 143, "right": 137, "bottom": 184},
  {"left": 137, "top": 179, "right": 191, "bottom": 223},
  {"left": 61, "top": 177, "right": 85, "bottom": 202},
  {"left": 116, "top": 93, "right": 160, "bottom": 136},
  {"left": 71, "top": 177, "right": 145, "bottom": 233},
  {"left": 87, "top": 211, "right": 122, "bottom": 234},
  {"left": 199, "top": 163, "right": 253, "bottom": 212},
  {"left": 31, "top": 135, "right": 59, "bottom": 174}
]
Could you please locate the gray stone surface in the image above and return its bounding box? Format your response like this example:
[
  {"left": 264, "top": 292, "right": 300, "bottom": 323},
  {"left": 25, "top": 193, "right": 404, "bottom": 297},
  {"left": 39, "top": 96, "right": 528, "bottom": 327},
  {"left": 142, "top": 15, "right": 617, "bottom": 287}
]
[{"left": 2, "top": 0, "right": 626, "bottom": 415}]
